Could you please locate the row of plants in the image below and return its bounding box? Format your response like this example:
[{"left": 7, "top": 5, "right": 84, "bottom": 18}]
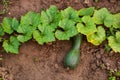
[
  {"left": 0, "top": 5, "right": 120, "bottom": 69},
  {"left": 0, "top": 5, "right": 120, "bottom": 53}
]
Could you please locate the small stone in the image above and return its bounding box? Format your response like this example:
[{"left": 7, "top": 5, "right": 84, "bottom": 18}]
[
  {"left": 96, "top": 60, "right": 100, "bottom": 66},
  {"left": 8, "top": 12, "right": 11, "bottom": 15},
  {"left": 96, "top": 54, "right": 101, "bottom": 59},
  {"left": 84, "top": 0, "right": 89, "bottom": 4},
  {"left": 55, "top": 64, "right": 59, "bottom": 69},
  {"left": 106, "top": 63, "right": 110, "bottom": 66}
]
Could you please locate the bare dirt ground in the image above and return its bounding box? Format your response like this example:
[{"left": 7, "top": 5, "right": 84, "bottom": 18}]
[{"left": 0, "top": 0, "right": 120, "bottom": 80}]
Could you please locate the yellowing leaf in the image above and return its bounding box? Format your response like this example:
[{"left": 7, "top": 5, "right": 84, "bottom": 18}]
[{"left": 87, "top": 26, "right": 106, "bottom": 45}]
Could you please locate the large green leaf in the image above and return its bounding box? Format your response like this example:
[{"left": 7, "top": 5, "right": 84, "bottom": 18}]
[
  {"left": 104, "top": 14, "right": 113, "bottom": 28},
  {"left": 33, "top": 24, "right": 55, "bottom": 45},
  {"left": 55, "top": 19, "right": 78, "bottom": 40},
  {"left": 1, "top": 17, "right": 19, "bottom": 34},
  {"left": 78, "top": 7, "right": 94, "bottom": 16},
  {"left": 112, "top": 13, "right": 120, "bottom": 28},
  {"left": 46, "top": 5, "right": 61, "bottom": 24},
  {"left": 20, "top": 11, "right": 40, "bottom": 27},
  {"left": 1, "top": 17, "right": 13, "bottom": 34},
  {"left": 61, "top": 7, "right": 81, "bottom": 22},
  {"left": 2, "top": 36, "right": 20, "bottom": 54},
  {"left": 77, "top": 16, "right": 97, "bottom": 35},
  {"left": 17, "top": 25, "right": 35, "bottom": 42},
  {"left": 87, "top": 26, "right": 106, "bottom": 45},
  {"left": 17, "top": 34, "right": 32, "bottom": 43},
  {"left": 92, "top": 8, "right": 113, "bottom": 27},
  {"left": 108, "top": 31, "right": 120, "bottom": 52},
  {"left": 41, "top": 6, "right": 60, "bottom": 23},
  {"left": 40, "top": 5, "right": 61, "bottom": 31},
  {"left": 17, "top": 11, "right": 40, "bottom": 42},
  {"left": 12, "top": 18, "right": 19, "bottom": 31}
]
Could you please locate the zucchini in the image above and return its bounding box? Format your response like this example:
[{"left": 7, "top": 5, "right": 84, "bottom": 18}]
[{"left": 64, "top": 34, "right": 82, "bottom": 69}]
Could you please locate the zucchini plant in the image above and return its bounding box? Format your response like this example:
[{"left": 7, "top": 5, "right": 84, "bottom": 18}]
[{"left": 0, "top": 5, "right": 120, "bottom": 69}]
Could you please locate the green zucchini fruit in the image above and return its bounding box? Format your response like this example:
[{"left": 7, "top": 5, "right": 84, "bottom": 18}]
[{"left": 64, "top": 34, "right": 82, "bottom": 69}]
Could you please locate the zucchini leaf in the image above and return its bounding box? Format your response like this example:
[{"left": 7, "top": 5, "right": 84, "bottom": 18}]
[
  {"left": 55, "top": 19, "right": 78, "bottom": 40},
  {"left": 112, "top": 13, "right": 120, "bottom": 28},
  {"left": 33, "top": 6, "right": 61, "bottom": 44},
  {"left": 12, "top": 18, "right": 19, "bottom": 31},
  {"left": 20, "top": 11, "right": 41, "bottom": 27},
  {"left": 33, "top": 24, "right": 55, "bottom": 45},
  {"left": 1, "top": 17, "right": 19, "bottom": 34},
  {"left": 40, "top": 5, "right": 61, "bottom": 31},
  {"left": 1, "top": 17, "right": 13, "bottom": 34},
  {"left": 108, "top": 31, "right": 120, "bottom": 52},
  {"left": 87, "top": 26, "right": 106, "bottom": 45},
  {"left": 2, "top": 36, "right": 20, "bottom": 54},
  {"left": 17, "top": 11, "right": 41, "bottom": 42},
  {"left": 92, "top": 8, "right": 113, "bottom": 27},
  {"left": 76, "top": 16, "right": 97, "bottom": 35},
  {"left": 61, "top": 7, "right": 81, "bottom": 22},
  {"left": 17, "top": 25, "right": 35, "bottom": 42},
  {"left": 78, "top": 7, "right": 94, "bottom": 16}
]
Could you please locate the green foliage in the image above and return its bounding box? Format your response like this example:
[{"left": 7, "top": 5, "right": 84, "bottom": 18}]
[
  {"left": 112, "top": 13, "right": 120, "bottom": 28},
  {"left": 20, "top": 11, "right": 40, "bottom": 27},
  {"left": 55, "top": 19, "right": 78, "bottom": 40},
  {"left": 1, "top": 17, "right": 19, "bottom": 34},
  {"left": 115, "top": 71, "right": 120, "bottom": 77},
  {"left": 17, "top": 11, "right": 40, "bottom": 43},
  {"left": 87, "top": 26, "right": 106, "bottom": 45},
  {"left": 17, "top": 24, "right": 35, "bottom": 43},
  {"left": 109, "top": 76, "right": 116, "bottom": 80},
  {"left": 78, "top": 7, "right": 94, "bottom": 16},
  {"left": 2, "top": 17, "right": 13, "bottom": 34},
  {"left": 108, "top": 31, "right": 120, "bottom": 52},
  {"left": 33, "top": 25, "right": 55, "bottom": 45},
  {"left": 2, "top": 36, "right": 20, "bottom": 54},
  {"left": 40, "top": 5, "right": 61, "bottom": 28},
  {"left": 61, "top": 7, "right": 81, "bottom": 22},
  {"left": 0, "top": 5, "right": 120, "bottom": 54},
  {"left": 92, "top": 8, "right": 113, "bottom": 27},
  {"left": 77, "top": 16, "right": 97, "bottom": 35},
  {"left": 108, "top": 70, "right": 120, "bottom": 80},
  {"left": 33, "top": 6, "right": 60, "bottom": 44}
]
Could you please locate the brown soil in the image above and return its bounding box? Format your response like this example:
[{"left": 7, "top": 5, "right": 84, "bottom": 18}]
[{"left": 0, "top": 0, "right": 120, "bottom": 80}]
